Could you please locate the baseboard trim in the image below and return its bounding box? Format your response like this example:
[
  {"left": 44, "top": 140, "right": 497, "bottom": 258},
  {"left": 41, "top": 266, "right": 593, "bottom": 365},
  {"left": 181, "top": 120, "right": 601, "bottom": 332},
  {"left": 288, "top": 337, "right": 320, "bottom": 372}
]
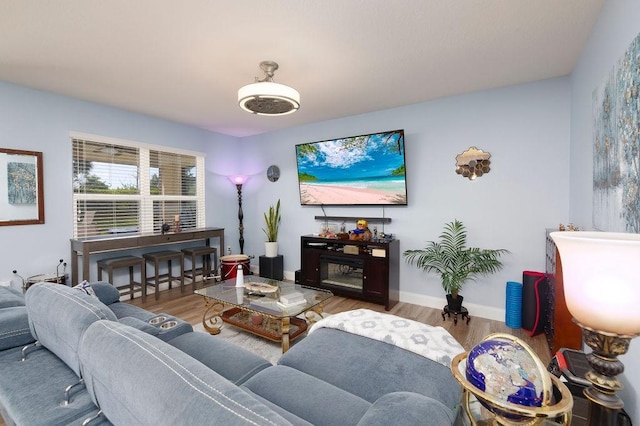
[
  {"left": 398, "top": 291, "right": 505, "bottom": 322},
  {"left": 280, "top": 270, "right": 505, "bottom": 322}
]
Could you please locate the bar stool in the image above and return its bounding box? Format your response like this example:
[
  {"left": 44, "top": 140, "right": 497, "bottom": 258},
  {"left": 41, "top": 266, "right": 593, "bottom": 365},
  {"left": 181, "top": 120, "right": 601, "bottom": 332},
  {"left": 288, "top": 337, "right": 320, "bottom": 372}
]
[
  {"left": 181, "top": 246, "right": 217, "bottom": 288},
  {"left": 97, "top": 256, "right": 146, "bottom": 302},
  {"left": 143, "top": 250, "right": 184, "bottom": 300}
]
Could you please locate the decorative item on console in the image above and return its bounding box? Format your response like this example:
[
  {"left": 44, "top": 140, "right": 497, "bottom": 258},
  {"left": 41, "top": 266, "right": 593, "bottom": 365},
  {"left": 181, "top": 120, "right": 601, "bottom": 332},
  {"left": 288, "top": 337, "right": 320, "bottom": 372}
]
[
  {"left": 558, "top": 223, "right": 580, "bottom": 231},
  {"left": 349, "top": 219, "right": 372, "bottom": 241},
  {"left": 173, "top": 214, "right": 181, "bottom": 233},
  {"left": 160, "top": 223, "right": 171, "bottom": 234}
]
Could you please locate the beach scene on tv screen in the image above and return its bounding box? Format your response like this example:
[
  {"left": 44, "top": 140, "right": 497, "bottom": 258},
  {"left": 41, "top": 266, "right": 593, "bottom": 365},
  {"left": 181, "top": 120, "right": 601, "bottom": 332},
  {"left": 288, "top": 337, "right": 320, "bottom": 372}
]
[{"left": 296, "top": 130, "right": 407, "bottom": 205}]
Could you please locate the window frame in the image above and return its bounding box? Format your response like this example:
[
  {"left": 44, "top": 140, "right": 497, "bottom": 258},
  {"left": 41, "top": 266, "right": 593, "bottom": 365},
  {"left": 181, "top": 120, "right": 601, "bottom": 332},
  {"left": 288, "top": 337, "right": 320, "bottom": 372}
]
[{"left": 71, "top": 132, "right": 205, "bottom": 238}]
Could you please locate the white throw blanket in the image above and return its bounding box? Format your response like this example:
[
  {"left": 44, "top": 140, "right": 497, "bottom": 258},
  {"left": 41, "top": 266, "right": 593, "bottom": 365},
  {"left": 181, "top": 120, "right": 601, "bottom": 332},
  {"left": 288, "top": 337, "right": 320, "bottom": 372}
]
[{"left": 309, "top": 308, "right": 465, "bottom": 367}]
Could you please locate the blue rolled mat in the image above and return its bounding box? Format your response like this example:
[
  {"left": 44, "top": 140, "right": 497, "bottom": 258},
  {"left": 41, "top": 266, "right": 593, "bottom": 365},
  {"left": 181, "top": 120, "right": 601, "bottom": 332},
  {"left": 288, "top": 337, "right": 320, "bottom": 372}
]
[{"left": 505, "top": 281, "right": 523, "bottom": 328}]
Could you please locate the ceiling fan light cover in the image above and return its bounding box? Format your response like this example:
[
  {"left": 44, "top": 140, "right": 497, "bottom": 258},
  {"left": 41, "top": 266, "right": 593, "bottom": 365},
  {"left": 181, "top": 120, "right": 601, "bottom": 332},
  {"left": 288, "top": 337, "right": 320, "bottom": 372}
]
[{"left": 238, "top": 82, "right": 300, "bottom": 116}]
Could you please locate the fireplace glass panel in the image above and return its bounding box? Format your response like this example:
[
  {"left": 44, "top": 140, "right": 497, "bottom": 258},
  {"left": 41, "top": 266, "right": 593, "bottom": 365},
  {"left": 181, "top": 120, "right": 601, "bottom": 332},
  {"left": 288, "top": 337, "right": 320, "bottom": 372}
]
[{"left": 320, "top": 255, "right": 364, "bottom": 291}]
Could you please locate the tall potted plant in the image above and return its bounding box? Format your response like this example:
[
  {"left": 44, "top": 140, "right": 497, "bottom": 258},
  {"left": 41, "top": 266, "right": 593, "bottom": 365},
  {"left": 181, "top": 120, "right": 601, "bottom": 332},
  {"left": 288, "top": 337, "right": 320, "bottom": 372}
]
[
  {"left": 262, "top": 199, "right": 281, "bottom": 257},
  {"left": 403, "top": 219, "right": 508, "bottom": 312}
]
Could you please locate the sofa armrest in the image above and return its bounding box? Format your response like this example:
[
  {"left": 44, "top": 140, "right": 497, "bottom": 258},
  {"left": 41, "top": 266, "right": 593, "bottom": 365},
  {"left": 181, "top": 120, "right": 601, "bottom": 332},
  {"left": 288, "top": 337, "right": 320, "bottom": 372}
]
[
  {"left": 118, "top": 317, "right": 160, "bottom": 336},
  {"left": 0, "top": 306, "right": 35, "bottom": 350},
  {"left": 357, "top": 392, "right": 456, "bottom": 426},
  {"left": 0, "top": 286, "right": 25, "bottom": 309}
]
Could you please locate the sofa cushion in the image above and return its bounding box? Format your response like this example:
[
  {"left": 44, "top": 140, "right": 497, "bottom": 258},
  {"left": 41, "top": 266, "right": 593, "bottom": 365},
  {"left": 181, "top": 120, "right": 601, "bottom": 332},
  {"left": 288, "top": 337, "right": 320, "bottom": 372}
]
[
  {"left": 106, "top": 300, "right": 156, "bottom": 319},
  {"left": 79, "top": 320, "right": 292, "bottom": 425},
  {"left": 242, "top": 365, "right": 371, "bottom": 426},
  {"left": 86, "top": 281, "right": 121, "bottom": 305},
  {"left": 279, "top": 328, "right": 461, "bottom": 413},
  {"left": 356, "top": 392, "right": 457, "bottom": 425},
  {"left": 0, "top": 306, "right": 34, "bottom": 350},
  {"left": 0, "top": 286, "right": 25, "bottom": 309},
  {"left": 168, "top": 331, "right": 271, "bottom": 385},
  {"left": 25, "top": 283, "right": 117, "bottom": 376}
]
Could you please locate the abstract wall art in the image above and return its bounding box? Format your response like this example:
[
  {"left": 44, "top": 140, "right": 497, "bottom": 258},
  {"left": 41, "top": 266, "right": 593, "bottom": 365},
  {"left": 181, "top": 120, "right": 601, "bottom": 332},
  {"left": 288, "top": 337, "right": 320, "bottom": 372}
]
[
  {"left": 7, "top": 161, "right": 37, "bottom": 205},
  {"left": 593, "top": 32, "right": 640, "bottom": 232}
]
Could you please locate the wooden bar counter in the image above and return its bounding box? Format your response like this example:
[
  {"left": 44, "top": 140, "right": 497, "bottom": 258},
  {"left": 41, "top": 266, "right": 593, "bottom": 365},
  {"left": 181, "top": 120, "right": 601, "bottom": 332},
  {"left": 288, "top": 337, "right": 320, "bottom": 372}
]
[{"left": 70, "top": 227, "right": 224, "bottom": 286}]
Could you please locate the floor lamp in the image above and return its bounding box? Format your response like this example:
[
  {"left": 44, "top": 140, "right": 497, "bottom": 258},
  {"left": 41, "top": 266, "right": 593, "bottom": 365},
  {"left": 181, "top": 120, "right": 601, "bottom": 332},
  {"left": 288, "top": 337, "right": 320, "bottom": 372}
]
[
  {"left": 550, "top": 231, "right": 640, "bottom": 425},
  {"left": 229, "top": 176, "right": 248, "bottom": 254}
]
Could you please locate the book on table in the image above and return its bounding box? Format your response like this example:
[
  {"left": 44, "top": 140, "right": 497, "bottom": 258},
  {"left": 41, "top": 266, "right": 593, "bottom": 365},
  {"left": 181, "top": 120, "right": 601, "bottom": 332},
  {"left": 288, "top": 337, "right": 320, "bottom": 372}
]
[
  {"left": 279, "top": 291, "right": 305, "bottom": 305},
  {"left": 276, "top": 299, "right": 308, "bottom": 310}
]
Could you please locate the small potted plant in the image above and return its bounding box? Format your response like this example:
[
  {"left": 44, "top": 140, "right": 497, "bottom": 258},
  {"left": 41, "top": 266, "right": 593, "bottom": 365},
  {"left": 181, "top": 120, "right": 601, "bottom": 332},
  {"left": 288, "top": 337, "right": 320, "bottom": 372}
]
[
  {"left": 263, "top": 199, "right": 281, "bottom": 257},
  {"left": 403, "top": 219, "right": 508, "bottom": 313}
]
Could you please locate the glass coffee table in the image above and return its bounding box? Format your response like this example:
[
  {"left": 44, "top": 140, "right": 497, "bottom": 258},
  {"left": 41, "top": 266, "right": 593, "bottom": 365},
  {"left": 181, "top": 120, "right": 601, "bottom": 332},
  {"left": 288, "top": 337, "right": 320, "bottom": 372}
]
[{"left": 195, "top": 277, "right": 333, "bottom": 353}]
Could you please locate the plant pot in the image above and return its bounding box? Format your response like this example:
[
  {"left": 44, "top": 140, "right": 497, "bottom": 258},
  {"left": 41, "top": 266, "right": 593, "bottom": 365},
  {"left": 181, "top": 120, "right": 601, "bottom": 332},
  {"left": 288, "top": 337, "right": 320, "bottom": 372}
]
[
  {"left": 446, "top": 294, "right": 464, "bottom": 313},
  {"left": 264, "top": 241, "right": 278, "bottom": 258}
]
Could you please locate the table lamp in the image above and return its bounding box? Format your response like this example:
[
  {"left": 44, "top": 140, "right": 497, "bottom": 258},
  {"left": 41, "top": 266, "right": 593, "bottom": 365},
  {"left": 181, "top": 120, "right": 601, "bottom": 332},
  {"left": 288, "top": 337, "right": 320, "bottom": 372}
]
[{"left": 550, "top": 231, "right": 640, "bottom": 425}]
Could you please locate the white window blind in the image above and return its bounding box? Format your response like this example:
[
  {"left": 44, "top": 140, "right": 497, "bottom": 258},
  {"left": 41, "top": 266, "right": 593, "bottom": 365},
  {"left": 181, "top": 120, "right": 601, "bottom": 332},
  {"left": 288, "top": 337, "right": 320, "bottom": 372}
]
[{"left": 72, "top": 134, "right": 205, "bottom": 238}]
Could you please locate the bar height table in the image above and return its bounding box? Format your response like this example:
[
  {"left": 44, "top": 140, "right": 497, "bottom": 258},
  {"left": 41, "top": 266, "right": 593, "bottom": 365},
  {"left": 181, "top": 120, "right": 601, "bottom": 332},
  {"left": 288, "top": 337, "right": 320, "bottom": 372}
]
[{"left": 70, "top": 227, "right": 224, "bottom": 286}]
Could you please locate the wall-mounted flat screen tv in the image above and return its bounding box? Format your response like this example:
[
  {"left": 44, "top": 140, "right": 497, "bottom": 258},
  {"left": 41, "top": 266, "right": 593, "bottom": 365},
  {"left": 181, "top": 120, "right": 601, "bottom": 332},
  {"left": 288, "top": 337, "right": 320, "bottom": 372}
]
[{"left": 295, "top": 129, "right": 407, "bottom": 206}]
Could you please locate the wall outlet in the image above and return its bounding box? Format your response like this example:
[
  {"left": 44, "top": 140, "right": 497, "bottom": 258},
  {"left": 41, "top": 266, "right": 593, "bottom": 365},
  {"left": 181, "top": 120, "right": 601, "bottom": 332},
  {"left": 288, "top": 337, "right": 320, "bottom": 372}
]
[{"left": 227, "top": 246, "right": 232, "bottom": 255}]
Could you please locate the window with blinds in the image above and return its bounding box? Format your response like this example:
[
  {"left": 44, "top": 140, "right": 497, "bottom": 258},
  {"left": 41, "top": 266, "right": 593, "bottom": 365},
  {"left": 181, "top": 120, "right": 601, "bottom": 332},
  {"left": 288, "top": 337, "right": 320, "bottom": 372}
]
[{"left": 72, "top": 135, "right": 205, "bottom": 238}]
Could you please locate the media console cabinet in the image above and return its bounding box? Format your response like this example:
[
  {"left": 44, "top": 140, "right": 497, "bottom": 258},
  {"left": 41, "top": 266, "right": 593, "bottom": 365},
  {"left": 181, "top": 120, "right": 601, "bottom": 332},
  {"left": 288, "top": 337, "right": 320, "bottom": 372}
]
[{"left": 299, "top": 235, "right": 399, "bottom": 310}]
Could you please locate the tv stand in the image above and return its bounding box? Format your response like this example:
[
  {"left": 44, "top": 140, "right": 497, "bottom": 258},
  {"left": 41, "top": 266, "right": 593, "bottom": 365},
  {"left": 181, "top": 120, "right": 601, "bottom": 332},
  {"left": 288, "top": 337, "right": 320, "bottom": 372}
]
[{"left": 300, "top": 235, "right": 399, "bottom": 310}]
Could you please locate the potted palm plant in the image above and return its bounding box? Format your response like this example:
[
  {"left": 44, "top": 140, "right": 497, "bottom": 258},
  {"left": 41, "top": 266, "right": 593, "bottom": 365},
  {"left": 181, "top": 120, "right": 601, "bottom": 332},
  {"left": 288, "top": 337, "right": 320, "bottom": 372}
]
[
  {"left": 262, "top": 199, "right": 281, "bottom": 257},
  {"left": 403, "top": 219, "right": 508, "bottom": 313}
]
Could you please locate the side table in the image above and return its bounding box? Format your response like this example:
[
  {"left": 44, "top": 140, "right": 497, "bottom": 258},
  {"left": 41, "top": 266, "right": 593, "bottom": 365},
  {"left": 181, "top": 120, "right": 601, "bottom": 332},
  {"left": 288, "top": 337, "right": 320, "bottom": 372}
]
[{"left": 259, "top": 255, "right": 283, "bottom": 280}]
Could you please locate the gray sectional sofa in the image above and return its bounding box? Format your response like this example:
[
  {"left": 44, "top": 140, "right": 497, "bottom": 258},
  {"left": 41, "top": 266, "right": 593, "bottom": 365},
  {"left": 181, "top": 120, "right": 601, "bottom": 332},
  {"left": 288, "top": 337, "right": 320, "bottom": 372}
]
[{"left": 0, "top": 282, "right": 464, "bottom": 425}]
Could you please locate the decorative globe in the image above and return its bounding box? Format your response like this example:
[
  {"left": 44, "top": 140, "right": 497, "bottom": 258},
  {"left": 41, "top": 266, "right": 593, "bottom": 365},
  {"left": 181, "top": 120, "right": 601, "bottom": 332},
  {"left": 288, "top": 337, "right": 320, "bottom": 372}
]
[
  {"left": 465, "top": 334, "right": 553, "bottom": 421},
  {"left": 451, "top": 334, "right": 572, "bottom": 424}
]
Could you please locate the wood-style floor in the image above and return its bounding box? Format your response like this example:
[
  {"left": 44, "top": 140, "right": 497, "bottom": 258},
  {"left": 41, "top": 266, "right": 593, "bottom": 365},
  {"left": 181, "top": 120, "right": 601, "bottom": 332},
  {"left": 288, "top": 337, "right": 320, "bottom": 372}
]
[{"left": 128, "top": 282, "right": 552, "bottom": 366}]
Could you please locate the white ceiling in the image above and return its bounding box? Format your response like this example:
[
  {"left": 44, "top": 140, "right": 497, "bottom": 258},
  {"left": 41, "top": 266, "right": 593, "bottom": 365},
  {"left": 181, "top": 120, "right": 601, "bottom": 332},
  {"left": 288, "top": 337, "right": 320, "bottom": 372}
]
[{"left": 0, "top": 1, "right": 605, "bottom": 138}]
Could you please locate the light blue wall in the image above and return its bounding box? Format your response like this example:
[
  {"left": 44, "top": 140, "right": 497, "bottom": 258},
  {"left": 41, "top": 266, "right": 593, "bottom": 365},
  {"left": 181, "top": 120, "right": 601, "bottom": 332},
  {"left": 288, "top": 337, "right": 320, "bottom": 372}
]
[
  {"left": 569, "top": 0, "right": 640, "bottom": 420},
  {"left": 241, "top": 77, "right": 571, "bottom": 316},
  {"left": 1, "top": 77, "right": 570, "bottom": 318},
  {"left": 0, "top": 82, "right": 235, "bottom": 281}
]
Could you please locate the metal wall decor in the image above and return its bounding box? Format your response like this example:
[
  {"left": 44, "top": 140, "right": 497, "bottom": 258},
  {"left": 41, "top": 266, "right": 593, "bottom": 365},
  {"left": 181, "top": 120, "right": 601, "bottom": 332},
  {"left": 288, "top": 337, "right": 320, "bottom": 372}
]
[{"left": 455, "top": 147, "right": 491, "bottom": 181}]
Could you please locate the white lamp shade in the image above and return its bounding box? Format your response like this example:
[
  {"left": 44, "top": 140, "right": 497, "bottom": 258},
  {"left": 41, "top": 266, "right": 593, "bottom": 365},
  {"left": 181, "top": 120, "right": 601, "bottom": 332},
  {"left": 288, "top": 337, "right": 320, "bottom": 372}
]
[
  {"left": 550, "top": 231, "right": 640, "bottom": 336},
  {"left": 238, "top": 82, "right": 300, "bottom": 116}
]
